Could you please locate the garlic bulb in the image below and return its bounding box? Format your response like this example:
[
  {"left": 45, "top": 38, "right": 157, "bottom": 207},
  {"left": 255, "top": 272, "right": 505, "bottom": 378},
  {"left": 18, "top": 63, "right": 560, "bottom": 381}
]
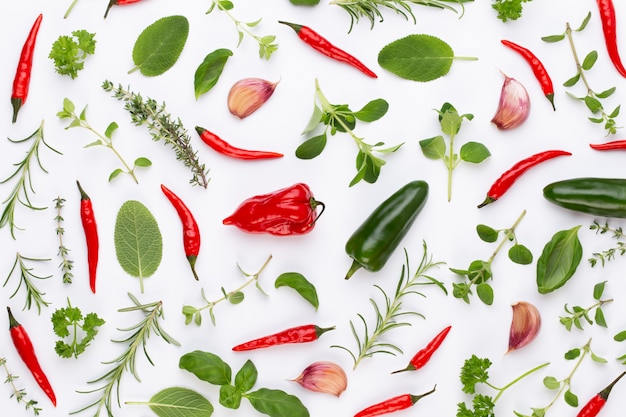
[
  {"left": 491, "top": 72, "right": 530, "bottom": 130},
  {"left": 508, "top": 301, "right": 541, "bottom": 353},
  {"left": 291, "top": 361, "right": 347, "bottom": 397},
  {"left": 227, "top": 77, "right": 279, "bottom": 119}
]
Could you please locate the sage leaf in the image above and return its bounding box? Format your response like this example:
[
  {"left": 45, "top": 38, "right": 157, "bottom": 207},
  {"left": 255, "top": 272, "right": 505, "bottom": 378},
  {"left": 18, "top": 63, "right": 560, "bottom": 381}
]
[
  {"left": 378, "top": 34, "right": 476, "bottom": 82},
  {"left": 130, "top": 15, "right": 189, "bottom": 76},
  {"left": 114, "top": 200, "right": 162, "bottom": 293},
  {"left": 179, "top": 350, "right": 232, "bottom": 386},
  {"left": 146, "top": 387, "right": 213, "bottom": 417},
  {"left": 536, "top": 226, "right": 582, "bottom": 294},
  {"left": 274, "top": 272, "right": 319, "bottom": 310},
  {"left": 194, "top": 48, "right": 233, "bottom": 99},
  {"left": 245, "top": 388, "right": 309, "bottom": 417}
]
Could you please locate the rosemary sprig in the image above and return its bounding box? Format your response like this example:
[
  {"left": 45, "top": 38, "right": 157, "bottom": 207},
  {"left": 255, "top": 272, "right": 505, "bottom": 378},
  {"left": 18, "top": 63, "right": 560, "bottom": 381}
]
[
  {"left": 54, "top": 196, "right": 74, "bottom": 284},
  {"left": 589, "top": 220, "right": 626, "bottom": 266},
  {"left": 332, "top": 242, "right": 446, "bottom": 369},
  {"left": 0, "top": 357, "right": 42, "bottom": 415},
  {"left": 3, "top": 253, "right": 51, "bottom": 314},
  {"left": 73, "top": 293, "right": 180, "bottom": 417},
  {"left": 101, "top": 80, "right": 210, "bottom": 188},
  {"left": 0, "top": 120, "right": 62, "bottom": 239}
]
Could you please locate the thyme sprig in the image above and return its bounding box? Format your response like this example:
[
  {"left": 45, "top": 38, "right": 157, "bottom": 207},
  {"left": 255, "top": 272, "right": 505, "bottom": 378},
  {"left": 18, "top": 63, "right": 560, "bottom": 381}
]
[
  {"left": 1, "top": 357, "right": 41, "bottom": 415},
  {"left": 332, "top": 242, "right": 446, "bottom": 369},
  {"left": 0, "top": 120, "right": 61, "bottom": 239},
  {"left": 102, "top": 81, "right": 210, "bottom": 188},
  {"left": 73, "top": 293, "right": 180, "bottom": 417},
  {"left": 588, "top": 220, "right": 626, "bottom": 266},
  {"left": 54, "top": 196, "right": 74, "bottom": 284},
  {"left": 3, "top": 253, "right": 51, "bottom": 314}
]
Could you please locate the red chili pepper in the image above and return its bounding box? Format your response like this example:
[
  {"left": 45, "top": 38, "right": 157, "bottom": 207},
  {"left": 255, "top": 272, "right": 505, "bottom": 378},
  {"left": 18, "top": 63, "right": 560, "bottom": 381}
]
[
  {"left": 11, "top": 13, "right": 43, "bottom": 124},
  {"left": 354, "top": 386, "right": 436, "bottom": 417},
  {"left": 577, "top": 371, "right": 626, "bottom": 417},
  {"left": 501, "top": 39, "right": 556, "bottom": 110},
  {"left": 195, "top": 126, "right": 283, "bottom": 160},
  {"left": 391, "top": 325, "right": 451, "bottom": 374},
  {"left": 7, "top": 307, "right": 56, "bottom": 406},
  {"left": 278, "top": 21, "right": 377, "bottom": 78},
  {"left": 223, "top": 183, "right": 325, "bottom": 236},
  {"left": 77, "top": 181, "right": 99, "bottom": 293},
  {"left": 104, "top": 0, "right": 142, "bottom": 18},
  {"left": 161, "top": 184, "right": 201, "bottom": 281},
  {"left": 589, "top": 140, "right": 626, "bottom": 150},
  {"left": 478, "top": 150, "right": 572, "bottom": 208},
  {"left": 596, "top": 0, "right": 626, "bottom": 77},
  {"left": 232, "top": 324, "right": 335, "bottom": 351}
]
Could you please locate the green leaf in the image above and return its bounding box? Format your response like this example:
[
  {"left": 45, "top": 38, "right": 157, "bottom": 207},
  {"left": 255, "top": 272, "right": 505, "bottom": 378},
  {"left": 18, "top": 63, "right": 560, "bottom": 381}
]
[
  {"left": 220, "top": 384, "right": 242, "bottom": 409},
  {"left": 593, "top": 281, "right": 606, "bottom": 300},
  {"left": 564, "top": 390, "right": 578, "bottom": 407},
  {"left": 564, "top": 348, "right": 581, "bottom": 360},
  {"left": 509, "top": 244, "right": 533, "bottom": 265},
  {"left": 194, "top": 48, "right": 233, "bottom": 99},
  {"left": 584, "top": 95, "right": 603, "bottom": 113},
  {"left": 218, "top": 0, "right": 234, "bottom": 11},
  {"left": 459, "top": 142, "right": 490, "bottom": 163},
  {"left": 541, "top": 34, "right": 566, "bottom": 43},
  {"left": 109, "top": 168, "right": 123, "bottom": 182},
  {"left": 228, "top": 291, "right": 245, "bottom": 304},
  {"left": 476, "top": 283, "right": 494, "bottom": 305},
  {"left": 114, "top": 200, "right": 163, "bottom": 291},
  {"left": 130, "top": 15, "right": 189, "bottom": 76},
  {"left": 596, "top": 87, "right": 616, "bottom": 99},
  {"left": 615, "top": 331, "right": 626, "bottom": 342},
  {"left": 543, "top": 376, "right": 560, "bottom": 390},
  {"left": 147, "top": 387, "right": 214, "bottom": 417},
  {"left": 104, "top": 121, "right": 118, "bottom": 139},
  {"left": 274, "top": 272, "right": 319, "bottom": 310},
  {"left": 353, "top": 99, "right": 389, "bottom": 122},
  {"left": 419, "top": 136, "right": 446, "bottom": 160},
  {"left": 536, "top": 226, "right": 582, "bottom": 294},
  {"left": 378, "top": 34, "right": 473, "bottom": 82},
  {"left": 295, "top": 134, "right": 327, "bottom": 159},
  {"left": 476, "top": 224, "right": 498, "bottom": 243},
  {"left": 179, "top": 350, "right": 232, "bottom": 386},
  {"left": 301, "top": 105, "right": 323, "bottom": 134},
  {"left": 134, "top": 157, "right": 152, "bottom": 167},
  {"left": 595, "top": 308, "right": 607, "bottom": 328},
  {"left": 563, "top": 73, "right": 580, "bottom": 87},
  {"left": 245, "top": 388, "right": 309, "bottom": 417},
  {"left": 581, "top": 50, "right": 598, "bottom": 70},
  {"left": 576, "top": 12, "right": 592, "bottom": 31},
  {"left": 234, "top": 359, "right": 258, "bottom": 393},
  {"left": 289, "top": 0, "right": 320, "bottom": 5}
]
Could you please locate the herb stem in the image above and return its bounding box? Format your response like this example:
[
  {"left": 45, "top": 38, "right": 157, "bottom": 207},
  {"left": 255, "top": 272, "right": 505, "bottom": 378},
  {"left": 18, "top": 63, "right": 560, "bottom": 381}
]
[
  {"left": 565, "top": 22, "right": 593, "bottom": 96},
  {"left": 0, "top": 357, "right": 41, "bottom": 415},
  {"left": 493, "top": 361, "right": 549, "bottom": 403},
  {"left": 64, "top": 0, "right": 79, "bottom": 18}
]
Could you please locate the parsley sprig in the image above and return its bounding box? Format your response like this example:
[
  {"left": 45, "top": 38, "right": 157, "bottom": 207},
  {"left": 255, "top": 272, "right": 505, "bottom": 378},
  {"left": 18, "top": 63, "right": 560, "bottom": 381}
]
[
  {"left": 491, "top": 0, "right": 532, "bottom": 22},
  {"left": 48, "top": 30, "right": 96, "bottom": 79},
  {"left": 51, "top": 298, "right": 105, "bottom": 358}
]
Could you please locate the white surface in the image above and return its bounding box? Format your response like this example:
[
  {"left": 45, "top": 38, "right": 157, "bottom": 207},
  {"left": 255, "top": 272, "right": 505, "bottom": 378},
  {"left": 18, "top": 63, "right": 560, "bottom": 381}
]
[{"left": 2, "top": 1, "right": 626, "bottom": 416}]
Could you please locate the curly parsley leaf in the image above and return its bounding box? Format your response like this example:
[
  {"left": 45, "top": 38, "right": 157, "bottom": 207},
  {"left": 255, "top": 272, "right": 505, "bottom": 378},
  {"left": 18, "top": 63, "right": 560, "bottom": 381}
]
[
  {"left": 492, "top": 0, "right": 532, "bottom": 22},
  {"left": 49, "top": 29, "right": 96, "bottom": 79},
  {"left": 51, "top": 299, "right": 105, "bottom": 358},
  {"left": 460, "top": 355, "right": 492, "bottom": 394}
]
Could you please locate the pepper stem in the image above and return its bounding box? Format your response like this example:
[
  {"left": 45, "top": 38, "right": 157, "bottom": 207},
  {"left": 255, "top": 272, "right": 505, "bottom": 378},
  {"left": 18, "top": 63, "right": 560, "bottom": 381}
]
[
  {"left": 598, "top": 371, "right": 626, "bottom": 401},
  {"left": 104, "top": 0, "right": 117, "bottom": 18},
  {"left": 187, "top": 255, "right": 199, "bottom": 281},
  {"left": 409, "top": 385, "right": 436, "bottom": 405},
  {"left": 345, "top": 259, "right": 363, "bottom": 280},
  {"left": 6, "top": 307, "right": 19, "bottom": 329},
  {"left": 11, "top": 98, "right": 22, "bottom": 124},
  {"left": 278, "top": 20, "right": 303, "bottom": 34}
]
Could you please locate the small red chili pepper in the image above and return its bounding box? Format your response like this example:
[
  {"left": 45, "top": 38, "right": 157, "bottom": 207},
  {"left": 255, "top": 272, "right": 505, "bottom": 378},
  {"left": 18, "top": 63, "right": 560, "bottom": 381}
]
[
  {"left": 278, "top": 20, "right": 377, "bottom": 78},
  {"left": 11, "top": 13, "right": 43, "bottom": 124},
  {"left": 161, "top": 184, "right": 201, "bottom": 281},
  {"left": 391, "top": 325, "right": 451, "bottom": 374},
  {"left": 195, "top": 126, "right": 283, "bottom": 160},
  {"left": 104, "top": 0, "right": 142, "bottom": 18},
  {"left": 77, "top": 181, "right": 99, "bottom": 293},
  {"left": 478, "top": 150, "right": 572, "bottom": 208},
  {"left": 232, "top": 324, "right": 335, "bottom": 351},
  {"left": 589, "top": 140, "right": 626, "bottom": 150},
  {"left": 501, "top": 39, "right": 556, "bottom": 110},
  {"left": 577, "top": 371, "right": 626, "bottom": 417},
  {"left": 223, "top": 183, "right": 325, "bottom": 236},
  {"left": 596, "top": 0, "right": 626, "bottom": 77},
  {"left": 7, "top": 307, "right": 56, "bottom": 406},
  {"left": 354, "top": 385, "right": 436, "bottom": 417}
]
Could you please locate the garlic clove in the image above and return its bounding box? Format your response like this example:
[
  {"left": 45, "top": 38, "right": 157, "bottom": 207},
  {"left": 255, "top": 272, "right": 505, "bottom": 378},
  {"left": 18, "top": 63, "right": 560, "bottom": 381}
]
[
  {"left": 491, "top": 72, "right": 531, "bottom": 130},
  {"left": 291, "top": 361, "right": 348, "bottom": 397},
  {"left": 507, "top": 301, "right": 541, "bottom": 353},
  {"left": 227, "top": 77, "right": 279, "bottom": 119}
]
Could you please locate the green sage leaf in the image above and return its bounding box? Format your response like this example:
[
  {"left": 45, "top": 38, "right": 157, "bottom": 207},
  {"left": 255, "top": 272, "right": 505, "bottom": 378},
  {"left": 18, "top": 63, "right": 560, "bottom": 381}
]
[
  {"left": 536, "top": 226, "right": 582, "bottom": 294},
  {"left": 295, "top": 134, "right": 326, "bottom": 159},
  {"left": 509, "top": 244, "right": 533, "bottom": 265},
  {"left": 179, "top": 350, "right": 232, "bottom": 386},
  {"left": 353, "top": 99, "right": 389, "bottom": 122},
  {"left": 147, "top": 387, "right": 213, "bottom": 417},
  {"left": 459, "top": 141, "right": 490, "bottom": 163},
  {"left": 274, "top": 272, "right": 319, "bottom": 310},
  {"left": 194, "top": 48, "right": 233, "bottom": 99},
  {"left": 130, "top": 15, "right": 189, "bottom": 76},
  {"left": 476, "top": 224, "right": 498, "bottom": 243},
  {"left": 419, "top": 136, "right": 446, "bottom": 160},
  {"left": 245, "top": 388, "right": 309, "bottom": 417}
]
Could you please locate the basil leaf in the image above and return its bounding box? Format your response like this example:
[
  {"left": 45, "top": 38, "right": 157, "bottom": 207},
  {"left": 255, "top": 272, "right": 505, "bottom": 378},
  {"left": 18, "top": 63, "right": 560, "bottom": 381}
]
[
  {"left": 114, "top": 200, "right": 162, "bottom": 292},
  {"left": 130, "top": 15, "right": 189, "bottom": 76},
  {"left": 353, "top": 99, "right": 389, "bottom": 122},
  {"left": 245, "top": 388, "right": 309, "bottom": 417},
  {"left": 194, "top": 48, "right": 233, "bottom": 99},
  {"left": 536, "top": 226, "right": 582, "bottom": 294},
  {"left": 234, "top": 359, "right": 258, "bottom": 393},
  {"left": 220, "top": 384, "right": 242, "bottom": 409},
  {"left": 179, "top": 350, "right": 232, "bottom": 386},
  {"left": 147, "top": 387, "right": 213, "bottom": 417},
  {"left": 274, "top": 272, "right": 319, "bottom": 311}
]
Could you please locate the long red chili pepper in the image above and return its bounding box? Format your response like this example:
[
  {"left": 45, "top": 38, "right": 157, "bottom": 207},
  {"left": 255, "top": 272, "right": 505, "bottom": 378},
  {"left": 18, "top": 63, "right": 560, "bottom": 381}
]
[
  {"left": 391, "top": 325, "right": 451, "bottom": 374},
  {"left": 596, "top": 0, "right": 626, "bottom": 77},
  {"left": 501, "top": 39, "right": 556, "bottom": 110},
  {"left": 11, "top": 13, "right": 43, "bottom": 124},
  {"left": 278, "top": 21, "right": 377, "bottom": 78},
  {"left": 7, "top": 307, "right": 56, "bottom": 406},
  {"left": 195, "top": 126, "right": 283, "bottom": 160},
  {"left": 478, "top": 149, "right": 572, "bottom": 208},
  {"left": 104, "top": 0, "right": 142, "bottom": 18},
  {"left": 577, "top": 371, "right": 625, "bottom": 417},
  {"left": 589, "top": 140, "right": 626, "bottom": 150},
  {"left": 77, "top": 181, "right": 99, "bottom": 293},
  {"left": 232, "top": 324, "right": 335, "bottom": 351},
  {"left": 354, "top": 386, "right": 436, "bottom": 417},
  {"left": 161, "top": 184, "right": 201, "bottom": 281}
]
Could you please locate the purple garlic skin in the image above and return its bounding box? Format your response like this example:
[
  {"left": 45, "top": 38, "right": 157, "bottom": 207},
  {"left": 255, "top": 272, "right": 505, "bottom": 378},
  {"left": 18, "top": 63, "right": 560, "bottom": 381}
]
[
  {"left": 291, "top": 361, "right": 347, "bottom": 397},
  {"left": 491, "top": 73, "right": 530, "bottom": 130},
  {"left": 507, "top": 301, "right": 541, "bottom": 353},
  {"left": 228, "top": 77, "right": 279, "bottom": 119}
]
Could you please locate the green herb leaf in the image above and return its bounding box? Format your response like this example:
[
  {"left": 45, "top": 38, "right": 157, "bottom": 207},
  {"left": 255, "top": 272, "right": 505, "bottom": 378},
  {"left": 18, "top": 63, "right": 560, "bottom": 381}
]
[
  {"left": 419, "top": 136, "right": 446, "bottom": 160},
  {"left": 509, "top": 244, "right": 533, "bottom": 265},
  {"left": 289, "top": 0, "right": 320, "bottom": 5},
  {"left": 220, "top": 384, "right": 242, "bottom": 409},
  {"left": 194, "top": 48, "right": 233, "bottom": 99},
  {"left": 614, "top": 331, "right": 626, "bottom": 342},
  {"left": 476, "top": 225, "right": 498, "bottom": 243},
  {"left": 536, "top": 226, "right": 582, "bottom": 294},
  {"left": 476, "top": 283, "right": 494, "bottom": 305},
  {"left": 49, "top": 30, "right": 97, "bottom": 79},
  {"left": 179, "top": 350, "right": 232, "bottom": 385},
  {"left": 460, "top": 142, "right": 491, "bottom": 163},
  {"left": 274, "top": 272, "right": 319, "bottom": 310},
  {"left": 593, "top": 281, "right": 606, "bottom": 300},
  {"left": 245, "top": 388, "right": 309, "bottom": 417},
  {"left": 563, "top": 73, "right": 580, "bottom": 87},
  {"left": 353, "top": 99, "right": 389, "bottom": 122},
  {"left": 543, "top": 376, "right": 560, "bottom": 390},
  {"left": 541, "top": 34, "right": 566, "bottom": 43},
  {"left": 582, "top": 50, "right": 598, "bottom": 71},
  {"left": 234, "top": 359, "right": 258, "bottom": 393},
  {"left": 564, "top": 390, "right": 578, "bottom": 407},
  {"left": 130, "top": 15, "right": 189, "bottom": 76},
  {"left": 295, "top": 134, "right": 327, "bottom": 159},
  {"left": 147, "top": 387, "right": 214, "bottom": 417},
  {"left": 114, "top": 200, "right": 163, "bottom": 293},
  {"left": 595, "top": 308, "right": 607, "bottom": 328}
]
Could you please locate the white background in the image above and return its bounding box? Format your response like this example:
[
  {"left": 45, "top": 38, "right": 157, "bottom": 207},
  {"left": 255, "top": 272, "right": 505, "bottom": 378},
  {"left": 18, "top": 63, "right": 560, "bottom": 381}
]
[{"left": 2, "top": 1, "right": 626, "bottom": 416}]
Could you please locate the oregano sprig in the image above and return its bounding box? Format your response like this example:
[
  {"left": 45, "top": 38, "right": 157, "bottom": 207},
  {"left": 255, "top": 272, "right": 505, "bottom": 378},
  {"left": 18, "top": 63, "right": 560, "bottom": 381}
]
[
  {"left": 588, "top": 220, "right": 626, "bottom": 266},
  {"left": 560, "top": 281, "right": 613, "bottom": 331},
  {"left": 3, "top": 253, "right": 51, "bottom": 314},
  {"left": 0, "top": 357, "right": 42, "bottom": 415},
  {"left": 53, "top": 196, "right": 73, "bottom": 284}
]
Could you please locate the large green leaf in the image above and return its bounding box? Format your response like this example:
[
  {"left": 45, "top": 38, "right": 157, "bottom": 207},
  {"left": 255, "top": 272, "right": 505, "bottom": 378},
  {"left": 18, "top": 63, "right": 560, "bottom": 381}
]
[
  {"left": 147, "top": 387, "right": 213, "bottom": 417},
  {"left": 130, "top": 15, "right": 189, "bottom": 76},
  {"left": 536, "top": 226, "right": 582, "bottom": 294}
]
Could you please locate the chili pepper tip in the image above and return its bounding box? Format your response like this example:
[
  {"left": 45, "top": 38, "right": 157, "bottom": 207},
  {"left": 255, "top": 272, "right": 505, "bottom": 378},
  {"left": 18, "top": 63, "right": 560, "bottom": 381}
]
[{"left": 345, "top": 260, "right": 363, "bottom": 280}]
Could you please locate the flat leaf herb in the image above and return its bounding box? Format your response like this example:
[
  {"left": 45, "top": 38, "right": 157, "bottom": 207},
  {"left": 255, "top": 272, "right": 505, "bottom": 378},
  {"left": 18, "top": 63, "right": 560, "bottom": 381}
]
[
  {"left": 194, "top": 48, "right": 233, "bottom": 99},
  {"left": 51, "top": 298, "right": 105, "bottom": 358},
  {"left": 536, "top": 225, "right": 582, "bottom": 294},
  {"left": 127, "top": 387, "right": 214, "bottom": 417},
  {"left": 274, "top": 272, "right": 319, "bottom": 311}
]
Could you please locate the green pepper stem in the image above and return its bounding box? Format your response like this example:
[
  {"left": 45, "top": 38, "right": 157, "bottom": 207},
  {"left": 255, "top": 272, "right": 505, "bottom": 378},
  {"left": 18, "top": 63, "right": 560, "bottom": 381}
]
[{"left": 345, "top": 259, "right": 363, "bottom": 280}]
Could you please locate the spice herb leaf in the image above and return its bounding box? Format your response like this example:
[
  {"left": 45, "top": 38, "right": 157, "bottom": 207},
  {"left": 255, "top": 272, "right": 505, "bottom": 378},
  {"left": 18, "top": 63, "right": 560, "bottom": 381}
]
[
  {"left": 146, "top": 387, "right": 214, "bottom": 417},
  {"left": 476, "top": 225, "right": 498, "bottom": 243},
  {"left": 220, "top": 385, "right": 242, "bottom": 409},
  {"left": 194, "top": 48, "right": 233, "bottom": 99},
  {"left": 130, "top": 15, "right": 189, "bottom": 76},
  {"left": 295, "top": 134, "right": 327, "bottom": 159},
  {"left": 459, "top": 142, "right": 491, "bottom": 163},
  {"left": 419, "top": 136, "right": 446, "bottom": 160},
  {"left": 234, "top": 359, "right": 258, "bottom": 393},
  {"left": 274, "top": 272, "right": 319, "bottom": 310},
  {"left": 536, "top": 226, "right": 582, "bottom": 294},
  {"left": 509, "top": 244, "right": 533, "bottom": 265},
  {"left": 353, "top": 99, "right": 389, "bottom": 122},
  {"left": 593, "top": 281, "right": 606, "bottom": 300},
  {"left": 179, "top": 350, "right": 233, "bottom": 386},
  {"left": 245, "top": 388, "right": 309, "bottom": 417}
]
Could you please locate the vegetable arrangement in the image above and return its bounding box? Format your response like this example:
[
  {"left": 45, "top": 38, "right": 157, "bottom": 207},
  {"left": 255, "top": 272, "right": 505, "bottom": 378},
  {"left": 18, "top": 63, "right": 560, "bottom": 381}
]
[{"left": 5, "top": 2, "right": 626, "bottom": 417}]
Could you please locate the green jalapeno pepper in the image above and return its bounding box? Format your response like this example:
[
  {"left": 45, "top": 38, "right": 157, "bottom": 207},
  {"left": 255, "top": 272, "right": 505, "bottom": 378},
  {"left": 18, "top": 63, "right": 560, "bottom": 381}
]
[
  {"left": 344, "top": 180, "right": 429, "bottom": 279},
  {"left": 543, "top": 177, "right": 626, "bottom": 218}
]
